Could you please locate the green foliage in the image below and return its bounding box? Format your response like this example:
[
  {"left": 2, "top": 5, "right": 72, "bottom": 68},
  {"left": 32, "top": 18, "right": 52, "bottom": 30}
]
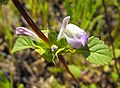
[
  {"left": 114, "top": 49, "right": 120, "bottom": 58},
  {"left": 89, "top": 83, "right": 97, "bottom": 88},
  {"left": 23, "top": 0, "right": 48, "bottom": 29},
  {"left": 111, "top": 72, "right": 119, "bottom": 82},
  {"left": 0, "top": 70, "right": 10, "bottom": 88},
  {"left": 0, "top": 0, "right": 9, "bottom": 5},
  {"left": 68, "top": 65, "right": 81, "bottom": 78},
  {"left": 3, "top": 25, "right": 13, "bottom": 49},
  {"left": 114, "top": 34, "right": 120, "bottom": 48},
  {"left": 0, "top": 5, "right": 13, "bottom": 49},
  {"left": 12, "top": 31, "right": 112, "bottom": 65},
  {"left": 48, "top": 32, "right": 58, "bottom": 45},
  {"left": 77, "top": 36, "right": 112, "bottom": 65},
  {"left": 42, "top": 48, "right": 54, "bottom": 62},
  {"left": 47, "top": 67, "right": 64, "bottom": 73},
  {"left": 12, "top": 36, "right": 35, "bottom": 53},
  {"left": 1, "top": 0, "right": 120, "bottom": 87},
  {"left": 64, "top": 0, "right": 102, "bottom": 30},
  {"left": 18, "top": 84, "right": 24, "bottom": 88},
  {"left": 87, "top": 36, "right": 112, "bottom": 65}
]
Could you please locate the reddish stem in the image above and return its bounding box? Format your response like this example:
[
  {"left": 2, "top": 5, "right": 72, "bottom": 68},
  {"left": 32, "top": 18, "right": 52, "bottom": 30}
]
[
  {"left": 12, "top": 0, "right": 49, "bottom": 44},
  {"left": 58, "top": 55, "right": 79, "bottom": 84}
]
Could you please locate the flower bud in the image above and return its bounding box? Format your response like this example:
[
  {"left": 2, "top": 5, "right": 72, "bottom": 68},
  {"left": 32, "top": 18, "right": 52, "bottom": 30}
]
[
  {"left": 51, "top": 45, "right": 58, "bottom": 52},
  {"left": 16, "top": 27, "right": 40, "bottom": 41}
]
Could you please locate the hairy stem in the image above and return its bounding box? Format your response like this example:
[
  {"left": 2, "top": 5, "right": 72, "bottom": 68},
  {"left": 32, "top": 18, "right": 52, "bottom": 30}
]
[{"left": 11, "top": 0, "right": 79, "bottom": 84}]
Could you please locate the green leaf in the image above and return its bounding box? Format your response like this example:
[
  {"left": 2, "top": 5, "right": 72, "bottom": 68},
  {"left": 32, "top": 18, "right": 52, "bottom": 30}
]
[
  {"left": 42, "top": 49, "right": 53, "bottom": 62},
  {"left": 0, "top": 0, "right": 9, "bottom": 5},
  {"left": 111, "top": 72, "right": 119, "bottom": 82},
  {"left": 77, "top": 36, "right": 112, "bottom": 65},
  {"left": 68, "top": 65, "right": 81, "bottom": 78},
  {"left": 18, "top": 84, "right": 24, "bottom": 88},
  {"left": 35, "top": 39, "right": 48, "bottom": 55},
  {"left": 114, "top": 34, "right": 120, "bottom": 48},
  {"left": 48, "top": 32, "right": 57, "bottom": 45},
  {"left": 12, "top": 36, "right": 35, "bottom": 53},
  {"left": 35, "top": 45, "right": 45, "bottom": 55},
  {"left": 89, "top": 83, "right": 97, "bottom": 88},
  {"left": 0, "top": 70, "right": 10, "bottom": 88},
  {"left": 57, "top": 38, "right": 69, "bottom": 48},
  {"left": 36, "top": 39, "right": 49, "bottom": 49},
  {"left": 114, "top": 49, "right": 120, "bottom": 58},
  {"left": 47, "top": 67, "right": 64, "bottom": 73}
]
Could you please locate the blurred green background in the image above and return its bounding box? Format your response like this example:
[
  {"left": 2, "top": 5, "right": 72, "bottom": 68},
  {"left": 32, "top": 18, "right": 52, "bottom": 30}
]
[{"left": 0, "top": 0, "right": 120, "bottom": 88}]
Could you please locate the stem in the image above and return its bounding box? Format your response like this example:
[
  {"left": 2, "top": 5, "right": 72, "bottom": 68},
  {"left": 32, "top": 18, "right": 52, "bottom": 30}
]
[
  {"left": 11, "top": 0, "right": 49, "bottom": 44},
  {"left": 11, "top": 0, "right": 79, "bottom": 84},
  {"left": 10, "top": 73, "right": 13, "bottom": 88},
  {"left": 102, "top": 0, "right": 119, "bottom": 74},
  {"left": 58, "top": 55, "right": 79, "bottom": 84}
]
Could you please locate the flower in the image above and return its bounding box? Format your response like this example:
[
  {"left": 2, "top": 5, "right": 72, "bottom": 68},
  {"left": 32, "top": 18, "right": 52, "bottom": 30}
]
[
  {"left": 16, "top": 27, "right": 40, "bottom": 41},
  {"left": 57, "top": 16, "right": 88, "bottom": 48}
]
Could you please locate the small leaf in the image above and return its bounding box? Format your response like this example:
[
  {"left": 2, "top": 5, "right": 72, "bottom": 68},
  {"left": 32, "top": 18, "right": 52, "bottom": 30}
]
[
  {"left": 47, "top": 67, "right": 64, "bottom": 73},
  {"left": 68, "top": 65, "right": 81, "bottom": 78},
  {"left": 36, "top": 39, "right": 49, "bottom": 49},
  {"left": 18, "top": 84, "right": 24, "bottom": 88},
  {"left": 42, "top": 49, "right": 53, "bottom": 62},
  {"left": 48, "top": 32, "right": 57, "bottom": 45},
  {"left": 57, "top": 38, "right": 69, "bottom": 48},
  {"left": 0, "top": 70, "right": 10, "bottom": 88},
  {"left": 35, "top": 45, "right": 45, "bottom": 55},
  {"left": 12, "top": 36, "right": 35, "bottom": 53},
  {"left": 77, "top": 36, "right": 112, "bottom": 65}
]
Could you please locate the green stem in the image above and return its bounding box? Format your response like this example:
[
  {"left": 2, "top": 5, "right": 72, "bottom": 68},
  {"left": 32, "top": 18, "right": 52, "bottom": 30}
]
[{"left": 10, "top": 73, "right": 13, "bottom": 88}]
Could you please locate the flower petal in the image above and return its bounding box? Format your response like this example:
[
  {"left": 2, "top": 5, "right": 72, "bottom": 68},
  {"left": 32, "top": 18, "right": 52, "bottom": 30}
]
[
  {"left": 65, "top": 36, "right": 82, "bottom": 48},
  {"left": 16, "top": 27, "right": 40, "bottom": 41},
  {"left": 57, "top": 16, "right": 70, "bottom": 40},
  {"left": 80, "top": 32, "right": 88, "bottom": 47},
  {"left": 64, "top": 24, "right": 88, "bottom": 48},
  {"left": 65, "top": 24, "right": 84, "bottom": 37}
]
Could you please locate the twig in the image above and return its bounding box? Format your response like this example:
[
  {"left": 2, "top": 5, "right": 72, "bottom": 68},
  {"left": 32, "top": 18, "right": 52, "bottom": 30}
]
[{"left": 102, "top": 0, "right": 119, "bottom": 74}]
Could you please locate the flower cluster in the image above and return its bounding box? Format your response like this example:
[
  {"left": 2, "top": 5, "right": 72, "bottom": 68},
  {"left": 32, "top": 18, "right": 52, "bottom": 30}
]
[{"left": 16, "top": 16, "right": 88, "bottom": 49}]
